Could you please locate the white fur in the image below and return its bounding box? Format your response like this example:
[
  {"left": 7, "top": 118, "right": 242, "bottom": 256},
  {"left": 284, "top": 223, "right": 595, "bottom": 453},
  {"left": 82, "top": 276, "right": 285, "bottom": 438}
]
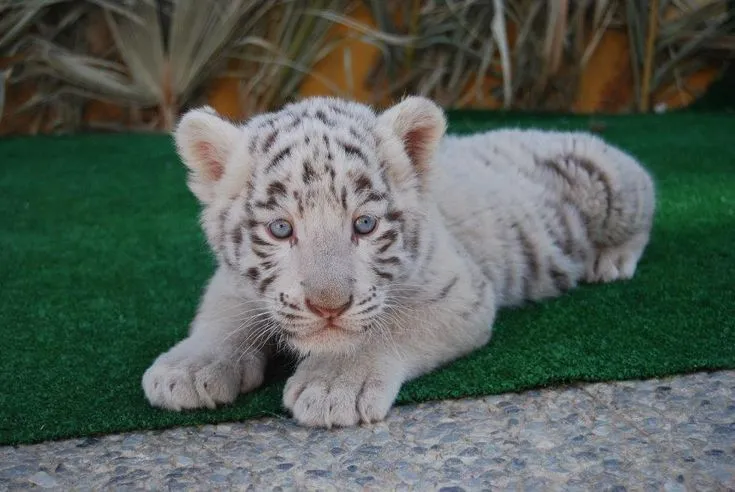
[{"left": 142, "top": 96, "right": 655, "bottom": 427}]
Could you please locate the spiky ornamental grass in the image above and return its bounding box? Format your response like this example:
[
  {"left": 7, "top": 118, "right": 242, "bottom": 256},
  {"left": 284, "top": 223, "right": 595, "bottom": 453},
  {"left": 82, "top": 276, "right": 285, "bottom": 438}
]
[
  {"left": 1, "top": 0, "right": 349, "bottom": 132},
  {"left": 355, "top": 0, "right": 733, "bottom": 111},
  {"left": 1, "top": 0, "right": 733, "bottom": 132}
]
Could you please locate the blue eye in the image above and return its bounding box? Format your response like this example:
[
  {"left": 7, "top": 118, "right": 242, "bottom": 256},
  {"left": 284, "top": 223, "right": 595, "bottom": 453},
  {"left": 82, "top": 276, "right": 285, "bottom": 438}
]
[
  {"left": 268, "top": 219, "right": 293, "bottom": 239},
  {"left": 354, "top": 215, "right": 377, "bottom": 235}
]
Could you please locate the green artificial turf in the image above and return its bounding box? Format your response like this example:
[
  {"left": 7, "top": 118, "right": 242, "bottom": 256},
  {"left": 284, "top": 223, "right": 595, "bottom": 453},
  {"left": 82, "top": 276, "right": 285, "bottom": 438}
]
[{"left": 1, "top": 112, "right": 734, "bottom": 445}]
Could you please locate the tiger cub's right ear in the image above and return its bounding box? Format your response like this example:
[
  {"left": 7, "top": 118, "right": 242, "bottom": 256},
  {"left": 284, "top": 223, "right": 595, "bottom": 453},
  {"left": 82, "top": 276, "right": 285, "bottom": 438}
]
[{"left": 174, "top": 107, "right": 241, "bottom": 203}]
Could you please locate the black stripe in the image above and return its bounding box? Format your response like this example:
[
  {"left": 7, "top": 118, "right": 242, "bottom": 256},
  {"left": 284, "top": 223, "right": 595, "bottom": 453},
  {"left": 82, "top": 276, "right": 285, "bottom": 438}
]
[
  {"left": 558, "top": 205, "right": 576, "bottom": 257},
  {"left": 283, "top": 115, "right": 301, "bottom": 132},
  {"left": 261, "top": 130, "right": 278, "bottom": 154},
  {"left": 424, "top": 236, "right": 436, "bottom": 264},
  {"left": 267, "top": 181, "right": 287, "bottom": 198},
  {"left": 386, "top": 210, "right": 403, "bottom": 222},
  {"left": 435, "top": 276, "right": 458, "bottom": 300},
  {"left": 405, "top": 226, "right": 420, "bottom": 256},
  {"left": 232, "top": 227, "right": 243, "bottom": 246},
  {"left": 259, "top": 275, "right": 276, "bottom": 294},
  {"left": 355, "top": 304, "right": 379, "bottom": 315},
  {"left": 376, "top": 229, "right": 397, "bottom": 254},
  {"left": 246, "top": 267, "right": 259, "bottom": 280},
  {"left": 516, "top": 222, "right": 540, "bottom": 299},
  {"left": 252, "top": 249, "right": 270, "bottom": 259},
  {"left": 303, "top": 160, "right": 316, "bottom": 184},
  {"left": 254, "top": 197, "right": 278, "bottom": 210},
  {"left": 341, "top": 141, "right": 368, "bottom": 165},
  {"left": 250, "top": 233, "right": 270, "bottom": 247},
  {"left": 341, "top": 186, "right": 348, "bottom": 210},
  {"left": 364, "top": 192, "right": 387, "bottom": 204},
  {"left": 372, "top": 268, "right": 393, "bottom": 281},
  {"left": 349, "top": 127, "right": 363, "bottom": 142},
  {"left": 376, "top": 256, "right": 400, "bottom": 265},
  {"left": 464, "top": 280, "right": 488, "bottom": 318},
  {"left": 217, "top": 209, "right": 229, "bottom": 249},
  {"left": 504, "top": 222, "right": 520, "bottom": 298},
  {"left": 377, "top": 229, "right": 397, "bottom": 242},
  {"left": 265, "top": 146, "right": 292, "bottom": 172},
  {"left": 330, "top": 104, "right": 352, "bottom": 118},
  {"left": 325, "top": 164, "right": 336, "bottom": 181},
  {"left": 354, "top": 174, "right": 371, "bottom": 194},
  {"left": 537, "top": 156, "right": 574, "bottom": 187},
  {"left": 573, "top": 156, "right": 614, "bottom": 230},
  {"left": 315, "top": 110, "right": 333, "bottom": 126},
  {"left": 292, "top": 190, "right": 304, "bottom": 216},
  {"left": 256, "top": 116, "right": 276, "bottom": 129}
]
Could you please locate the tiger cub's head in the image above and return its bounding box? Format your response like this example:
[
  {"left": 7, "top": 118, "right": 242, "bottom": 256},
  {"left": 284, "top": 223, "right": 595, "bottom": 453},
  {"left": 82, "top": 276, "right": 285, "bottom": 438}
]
[{"left": 174, "top": 97, "right": 446, "bottom": 355}]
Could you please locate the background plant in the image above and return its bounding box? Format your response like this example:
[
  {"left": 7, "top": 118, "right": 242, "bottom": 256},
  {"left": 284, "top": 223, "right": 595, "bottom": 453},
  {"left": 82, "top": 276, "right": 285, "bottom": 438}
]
[
  {"left": 357, "top": 0, "right": 733, "bottom": 111},
  {"left": 1, "top": 0, "right": 732, "bottom": 134}
]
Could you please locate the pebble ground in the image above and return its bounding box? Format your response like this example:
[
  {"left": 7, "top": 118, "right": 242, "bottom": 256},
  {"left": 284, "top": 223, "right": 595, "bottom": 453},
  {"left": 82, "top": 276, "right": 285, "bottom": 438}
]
[{"left": 1, "top": 370, "right": 733, "bottom": 491}]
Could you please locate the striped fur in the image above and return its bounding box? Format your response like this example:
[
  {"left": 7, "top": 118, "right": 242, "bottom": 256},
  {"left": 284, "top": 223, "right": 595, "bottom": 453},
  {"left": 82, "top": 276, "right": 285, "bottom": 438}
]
[{"left": 143, "top": 97, "right": 655, "bottom": 427}]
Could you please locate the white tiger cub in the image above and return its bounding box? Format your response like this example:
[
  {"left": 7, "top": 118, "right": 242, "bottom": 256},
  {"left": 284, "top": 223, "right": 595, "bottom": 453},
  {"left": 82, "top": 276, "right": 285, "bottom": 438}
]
[{"left": 142, "top": 96, "right": 655, "bottom": 427}]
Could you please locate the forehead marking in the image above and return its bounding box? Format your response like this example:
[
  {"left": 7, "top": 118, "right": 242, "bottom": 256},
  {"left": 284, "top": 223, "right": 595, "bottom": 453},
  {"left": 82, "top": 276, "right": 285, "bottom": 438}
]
[
  {"left": 267, "top": 181, "right": 287, "bottom": 198},
  {"left": 353, "top": 174, "right": 372, "bottom": 194},
  {"left": 302, "top": 160, "right": 316, "bottom": 184},
  {"left": 265, "top": 146, "right": 292, "bottom": 173},
  {"left": 261, "top": 129, "right": 278, "bottom": 153},
  {"left": 339, "top": 140, "right": 369, "bottom": 166}
]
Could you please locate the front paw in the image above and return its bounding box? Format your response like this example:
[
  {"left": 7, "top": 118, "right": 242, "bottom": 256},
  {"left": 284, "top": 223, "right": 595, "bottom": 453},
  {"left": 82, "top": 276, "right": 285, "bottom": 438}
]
[
  {"left": 142, "top": 340, "right": 266, "bottom": 411},
  {"left": 282, "top": 357, "right": 402, "bottom": 428}
]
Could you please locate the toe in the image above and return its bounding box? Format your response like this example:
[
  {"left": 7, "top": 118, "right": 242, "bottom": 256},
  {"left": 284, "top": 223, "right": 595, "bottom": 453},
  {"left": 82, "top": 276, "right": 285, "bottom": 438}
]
[
  {"left": 194, "top": 362, "right": 239, "bottom": 407},
  {"left": 162, "top": 370, "right": 202, "bottom": 410}
]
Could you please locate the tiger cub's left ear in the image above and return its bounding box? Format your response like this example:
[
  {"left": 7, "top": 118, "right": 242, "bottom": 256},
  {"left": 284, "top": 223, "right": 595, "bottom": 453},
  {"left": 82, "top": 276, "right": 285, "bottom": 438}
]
[
  {"left": 377, "top": 96, "right": 447, "bottom": 187},
  {"left": 174, "top": 106, "right": 241, "bottom": 203}
]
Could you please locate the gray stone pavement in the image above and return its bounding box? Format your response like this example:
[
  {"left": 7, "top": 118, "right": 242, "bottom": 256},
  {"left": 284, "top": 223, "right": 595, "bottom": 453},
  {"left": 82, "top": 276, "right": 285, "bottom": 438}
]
[{"left": 1, "top": 370, "right": 733, "bottom": 491}]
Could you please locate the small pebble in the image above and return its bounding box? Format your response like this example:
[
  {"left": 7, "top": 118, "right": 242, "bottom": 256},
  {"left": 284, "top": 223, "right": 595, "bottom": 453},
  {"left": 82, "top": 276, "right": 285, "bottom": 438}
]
[
  {"left": 28, "top": 471, "right": 57, "bottom": 489},
  {"left": 174, "top": 456, "right": 193, "bottom": 467}
]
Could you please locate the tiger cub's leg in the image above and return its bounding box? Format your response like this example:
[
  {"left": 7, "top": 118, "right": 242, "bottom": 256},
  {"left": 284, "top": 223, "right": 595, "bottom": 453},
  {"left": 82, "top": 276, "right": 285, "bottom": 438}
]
[{"left": 541, "top": 134, "right": 656, "bottom": 283}]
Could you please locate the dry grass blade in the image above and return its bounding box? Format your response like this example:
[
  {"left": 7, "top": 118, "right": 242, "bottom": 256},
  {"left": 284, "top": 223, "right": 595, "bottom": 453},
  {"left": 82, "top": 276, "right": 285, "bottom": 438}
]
[
  {"left": 236, "top": 1, "right": 349, "bottom": 115},
  {"left": 104, "top": 1, "right": 164, "bottom": 103},
  {"left": 641, "top": 0, "right": 660, "bottom": 112},
  {"left": 28, "top": 37, "right": 156, "bottom": 104},
  {"left": 169, "top": 1, "right": 263, "bottom": 106},
  {"left": 626, "top": 0, "right": 646, "bottom": 109},
  {"left": 543, "top": 0, "right": 568, "bottom": 77},
  {"left": 0, "top": 0, "right": 67, "bottom": 53},
  {"left": 653, "top": 17, "right": 729, "bottom": 87},
  {"left": 492, "top": 0, "right": 511, "bottom": 108},
  {"left": 0, "top": 69, "right": 6, "bottom": 123},
  {"left": 581, "top": 1, "right": 616, "bottom": 68},
  {"left": 306, "top": 8, "right": 418, "bottom": 46}
]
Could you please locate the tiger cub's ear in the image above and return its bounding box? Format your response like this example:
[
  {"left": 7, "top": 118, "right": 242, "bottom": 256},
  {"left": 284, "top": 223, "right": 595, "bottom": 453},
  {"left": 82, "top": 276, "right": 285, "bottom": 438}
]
[
  {"left": 174, "top": 106, "right": 241, "bottom": 203},
  {"left": 377, "top": 96, "right": 447, "bottom": 189}
]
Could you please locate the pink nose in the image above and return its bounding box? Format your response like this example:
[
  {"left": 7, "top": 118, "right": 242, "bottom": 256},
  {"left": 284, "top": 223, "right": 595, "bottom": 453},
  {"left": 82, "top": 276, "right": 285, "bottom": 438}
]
[{"left": 305, "top": 296, "right": 353, "bottom": 318}]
